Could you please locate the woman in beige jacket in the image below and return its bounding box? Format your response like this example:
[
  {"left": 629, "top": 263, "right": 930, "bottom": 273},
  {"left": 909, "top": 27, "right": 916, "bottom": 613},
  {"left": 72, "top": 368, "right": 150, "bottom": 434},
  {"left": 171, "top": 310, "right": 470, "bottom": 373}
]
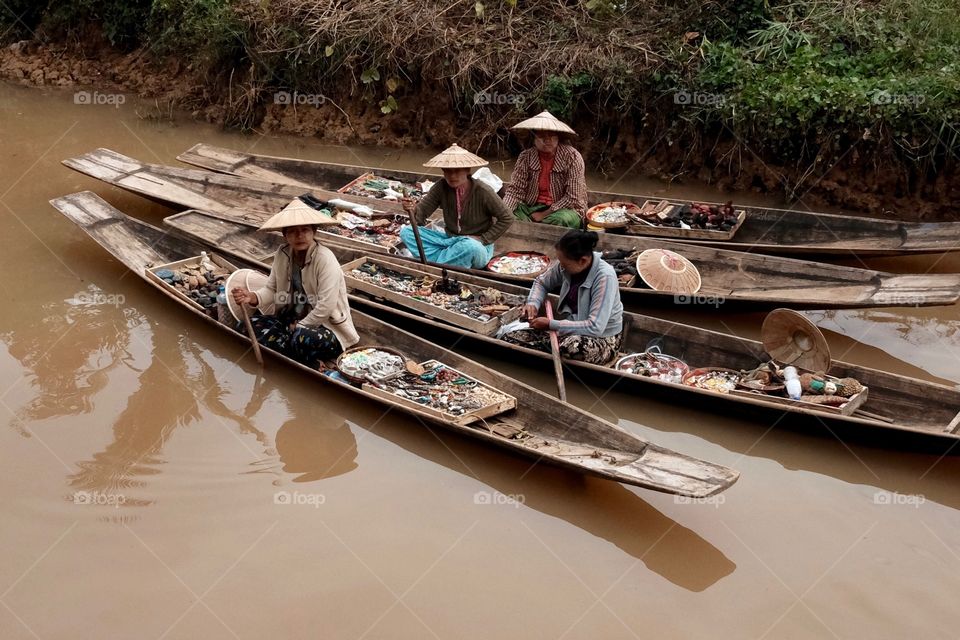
[{"left": 231, "top": 200, "right": 359, "bottom": 368}]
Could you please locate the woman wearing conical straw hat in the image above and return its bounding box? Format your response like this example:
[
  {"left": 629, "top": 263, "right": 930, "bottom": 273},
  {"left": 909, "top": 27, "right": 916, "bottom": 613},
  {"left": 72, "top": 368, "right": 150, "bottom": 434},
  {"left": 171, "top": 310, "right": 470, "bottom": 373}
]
[
  {"left": 231, "top": 198, "right": 360, "bottom": 368},
  {"left": 502, "top": 111, "right": 587, "bottom": 229},
  {"left": 399, "top": 144, "right": 513, "bottom": 268},
  {"left": 502, "top": 230, "right": 623, "bottom": 365}
]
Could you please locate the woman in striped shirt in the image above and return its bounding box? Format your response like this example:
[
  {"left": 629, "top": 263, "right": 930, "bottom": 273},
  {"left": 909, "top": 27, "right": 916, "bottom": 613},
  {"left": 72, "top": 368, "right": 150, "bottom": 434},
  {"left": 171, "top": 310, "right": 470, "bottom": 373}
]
[
  {"left": 502, "top": 230, "right": 623, "bottom": 365},
  {"left": 502, "top": 111, "right": 588, "bottom": 229}
]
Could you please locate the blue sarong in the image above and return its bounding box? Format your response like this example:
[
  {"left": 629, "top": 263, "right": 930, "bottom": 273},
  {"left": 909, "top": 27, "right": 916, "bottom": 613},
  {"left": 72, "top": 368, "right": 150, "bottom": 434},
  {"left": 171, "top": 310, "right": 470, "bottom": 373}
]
[{"left": 399, "top": 226, "right": 495, "bottom": 269}]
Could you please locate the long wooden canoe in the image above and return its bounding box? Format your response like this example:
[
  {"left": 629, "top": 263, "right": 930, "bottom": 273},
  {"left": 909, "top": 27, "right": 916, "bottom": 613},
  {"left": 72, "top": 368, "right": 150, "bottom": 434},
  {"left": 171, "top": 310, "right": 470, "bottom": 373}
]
[
  {"left": 178, "top": 142, "right": 960, "bottom": 257},
  {"left": 163, "top": 208, "right": 960, "bottom": 444},
  {"left": 62, "top": 149, "right": 960, "bottom": 309},
  {"left": 50, "top": 190, "right": 740, "bottom": 497}
]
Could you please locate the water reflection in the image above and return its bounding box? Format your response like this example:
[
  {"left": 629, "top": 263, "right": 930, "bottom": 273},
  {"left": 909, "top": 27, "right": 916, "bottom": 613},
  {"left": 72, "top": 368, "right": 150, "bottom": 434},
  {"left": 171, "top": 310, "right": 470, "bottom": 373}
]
[
  {"left": 1, "top": 285, "right": 134, "bottom": 426},
  {"left": 805, "top": 309, "right": 960, "bottom": 385}
]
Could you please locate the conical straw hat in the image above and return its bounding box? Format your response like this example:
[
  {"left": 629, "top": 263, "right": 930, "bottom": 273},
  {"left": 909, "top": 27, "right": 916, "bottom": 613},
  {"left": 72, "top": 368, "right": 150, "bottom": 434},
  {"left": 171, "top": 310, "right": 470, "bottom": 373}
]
[
  {"left": 511, "top": 110, "right": 577, "bottom": 136},
  {"left": 761, "top": 308, "right": 831, "bottom": 372},
  {"left": 225, "top": 268, "right": 274, "bottom": 321},
  {"left": 636, "top": 248, "right": 702, "bottom": 294},
  {"left": 258, "top": 198, "right": 338, "bottom": 231},
  {"left": 422, "top": 143, "right": 488, "bottom": 169}
]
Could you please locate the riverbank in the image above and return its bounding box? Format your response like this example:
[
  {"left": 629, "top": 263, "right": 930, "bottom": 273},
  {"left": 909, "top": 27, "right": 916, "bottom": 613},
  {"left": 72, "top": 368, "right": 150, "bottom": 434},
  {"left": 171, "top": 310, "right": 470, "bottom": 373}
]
[{"left": 2, "top": 0, "right": 958, "bottom": 220}]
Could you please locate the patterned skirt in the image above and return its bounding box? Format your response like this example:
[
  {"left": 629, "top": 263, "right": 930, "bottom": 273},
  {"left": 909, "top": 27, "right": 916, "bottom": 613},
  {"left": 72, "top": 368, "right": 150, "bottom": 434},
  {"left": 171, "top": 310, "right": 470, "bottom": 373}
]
[
  {"left": 501, "top": 329, "right": 622, "bottom": 365},
  {"left": 237, "top": 314, "right": 343, "bottom": 369}
]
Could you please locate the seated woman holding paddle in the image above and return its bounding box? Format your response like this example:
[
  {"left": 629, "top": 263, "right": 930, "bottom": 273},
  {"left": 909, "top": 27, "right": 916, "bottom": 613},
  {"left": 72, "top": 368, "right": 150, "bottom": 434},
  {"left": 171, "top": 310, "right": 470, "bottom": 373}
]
[
  {"left": 502, "top": 230, "right": 623, "bottom": 365},
  {"left": 502, "top": 111, "right": 587, "bottom": 229},
  {"left": 231, "top": 199, "right": 360, "bottom": 368},
  {"left": 400, "top": 144, "right": 514, "bottom": 269}
]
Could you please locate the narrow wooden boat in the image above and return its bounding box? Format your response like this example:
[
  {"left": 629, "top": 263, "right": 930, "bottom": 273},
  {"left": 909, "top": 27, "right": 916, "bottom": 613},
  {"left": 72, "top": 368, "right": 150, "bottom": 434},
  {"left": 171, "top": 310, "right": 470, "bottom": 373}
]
[
  {"left": 62, "top": 149, "right": 960, "bottom": 309},
  {"left": 163, "top": 208, "right": 960, "bottom": 444},
  {"left": 49, "top": 190, "right": 739, "bottom": 497},
  {"left": 178, "top": 142, "right": 960, "bottom": 257}
]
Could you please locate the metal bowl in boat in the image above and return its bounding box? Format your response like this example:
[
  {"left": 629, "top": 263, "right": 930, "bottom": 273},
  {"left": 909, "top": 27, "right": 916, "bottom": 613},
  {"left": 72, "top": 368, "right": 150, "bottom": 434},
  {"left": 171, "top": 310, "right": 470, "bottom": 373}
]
[{"left": 615, "top": 350, "right": 689, "bottom": 384}]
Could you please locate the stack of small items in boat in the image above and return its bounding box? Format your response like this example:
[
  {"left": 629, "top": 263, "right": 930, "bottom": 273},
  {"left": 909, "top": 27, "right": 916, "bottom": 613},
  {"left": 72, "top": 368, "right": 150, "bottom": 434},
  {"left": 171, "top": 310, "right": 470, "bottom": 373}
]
[
  {"left": 148, "top": 251, "right": 231, "bottom": 319},
  {"left": 338, "top": 172, "right": 432, "bottom": 201},
  {"left": 334, "top": 347, "right": 517, "bottom": 426},
  {"left": 613, "top": 309, "right": 869, "bottom": 416},
  {"left": 343, "top": 257, "right": 524, "bottom": 335}
]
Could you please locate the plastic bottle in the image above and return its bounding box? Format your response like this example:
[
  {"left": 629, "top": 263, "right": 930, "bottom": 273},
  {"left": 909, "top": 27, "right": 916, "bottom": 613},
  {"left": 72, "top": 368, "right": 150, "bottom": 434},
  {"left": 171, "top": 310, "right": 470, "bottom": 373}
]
[
  {"left": 199, "top": 251, "right": 215, "bottom": 272},
  {"left": 783, "top": 366, "right": 802, "bottom": 400}
]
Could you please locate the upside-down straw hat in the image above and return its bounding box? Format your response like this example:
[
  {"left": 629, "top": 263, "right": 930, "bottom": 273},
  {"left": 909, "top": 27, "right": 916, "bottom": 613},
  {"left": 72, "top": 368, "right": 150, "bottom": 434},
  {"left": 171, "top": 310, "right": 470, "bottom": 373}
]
[
  {"left": 422, "top": 143, "right": 489, "bottom": 169},
  {"left": 511, "top": 110, "right": 577, "bottom": 136},
  {"left": 635, "top": 248, "right": 702, "bottom": 294},
  {"left": 258, "top": 197, "right": 339, "bottom": 231}
]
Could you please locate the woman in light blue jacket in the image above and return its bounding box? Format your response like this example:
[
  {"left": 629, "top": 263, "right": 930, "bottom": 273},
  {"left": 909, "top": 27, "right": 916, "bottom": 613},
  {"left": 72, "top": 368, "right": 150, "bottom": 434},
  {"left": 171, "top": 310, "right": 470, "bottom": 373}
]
[{"left": 503, "top": 230, "right": 623, "bottom": 364}]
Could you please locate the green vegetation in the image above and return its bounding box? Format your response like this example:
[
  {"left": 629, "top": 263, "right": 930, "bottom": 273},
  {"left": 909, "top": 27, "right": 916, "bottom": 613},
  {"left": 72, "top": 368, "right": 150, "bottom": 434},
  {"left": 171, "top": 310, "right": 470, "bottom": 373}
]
[{"left": 3, "top": 0, "right": 958, "bottom": 206}]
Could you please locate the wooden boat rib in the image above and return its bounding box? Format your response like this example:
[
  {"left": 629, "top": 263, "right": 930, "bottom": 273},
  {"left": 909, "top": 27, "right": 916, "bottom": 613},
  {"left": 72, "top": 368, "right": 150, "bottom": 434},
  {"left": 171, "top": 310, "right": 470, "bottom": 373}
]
[
  {"left": 62, "top": 149, "right": 960, "bottom": 309},
  {"left": 178, "top": 142, "right": 960, "bottom": 257},
  {"left": 163, "top": 208, "right": 960, "bottom": 443},
  {"left": 50, "top": 190, "right": 740, "bottom": 497}
]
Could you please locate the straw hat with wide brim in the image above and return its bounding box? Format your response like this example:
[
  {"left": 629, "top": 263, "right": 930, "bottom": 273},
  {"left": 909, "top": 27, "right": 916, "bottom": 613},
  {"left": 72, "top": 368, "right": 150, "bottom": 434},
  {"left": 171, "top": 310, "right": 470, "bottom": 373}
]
[
  {"left": 511, "top": 110, "right": 577, "bottom": 136},
  {"left": 422, "top": 144, "right": 489, "bottom": 169},
  {"left": 761, "top": 308, "right": 831, "bottom": 372},
  {"left": 225, "top": 268, "right": 275, "bottom": 321},
  {"left": 258, "top": 198, "right": 339, "bottom": 231},
  {"left": 636, "top": 249, "right": 702, "bottom": 294}
]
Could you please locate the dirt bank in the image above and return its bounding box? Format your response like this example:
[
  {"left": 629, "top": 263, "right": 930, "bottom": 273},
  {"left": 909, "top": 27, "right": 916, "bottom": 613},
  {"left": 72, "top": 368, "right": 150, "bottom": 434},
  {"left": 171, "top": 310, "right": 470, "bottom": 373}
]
[{"left": 3, "top": 40, "right": 957, "bottom": 221}]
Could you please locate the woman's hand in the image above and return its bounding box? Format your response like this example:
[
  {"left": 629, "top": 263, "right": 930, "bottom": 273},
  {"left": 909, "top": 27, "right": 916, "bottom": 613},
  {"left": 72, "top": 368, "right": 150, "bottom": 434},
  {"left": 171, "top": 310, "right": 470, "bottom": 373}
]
[
  {"left": 521, "top": 304, "right": 539, "bottom": 320},
  {"left": 529, "top": 317, "right": 551, "bottom": 331},
  {"left": 231, "top": 287, "right": 258, "bottom": 307},
  {"left": 400, "top": 197, "right": 416, "bottom": 214}
]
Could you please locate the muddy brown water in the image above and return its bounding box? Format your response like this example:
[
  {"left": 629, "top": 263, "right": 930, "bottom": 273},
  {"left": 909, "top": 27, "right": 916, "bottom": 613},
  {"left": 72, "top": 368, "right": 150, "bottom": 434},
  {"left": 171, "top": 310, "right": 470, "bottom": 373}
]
[{"left": 2, "top": 82, "right": 959, "bottom": 639}]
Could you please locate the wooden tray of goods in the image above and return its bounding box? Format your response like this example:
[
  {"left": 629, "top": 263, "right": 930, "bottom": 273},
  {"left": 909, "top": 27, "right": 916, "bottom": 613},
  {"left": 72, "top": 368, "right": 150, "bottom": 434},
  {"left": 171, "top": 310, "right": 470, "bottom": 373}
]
[
  {"left": 626, "top": 200, "right": 747, "bottom": 240},
  {"left": 341, "top": 256, "right": 524, "bottom": 336},
  {"left": 145, "top": 253, "right": 235, "bottom": 311},
  {"left": 682, "top": 366, "right": 869, "bottom": 416},
  {"left": 360, "top": 359, "right": 517, "bottom": 427}
]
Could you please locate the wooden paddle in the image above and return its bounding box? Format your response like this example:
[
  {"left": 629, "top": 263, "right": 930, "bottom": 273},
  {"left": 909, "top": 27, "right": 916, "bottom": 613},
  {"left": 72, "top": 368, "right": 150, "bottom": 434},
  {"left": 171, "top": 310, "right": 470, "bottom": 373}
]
[
  {"left": 544, "top": 300, "right": 567, "bottom": 402},
  {"left": 402, "top": 194, "right": 427, "bottom": 265},
  {"left": 240, "top": 302, "right": 264, "bottom": 365}
]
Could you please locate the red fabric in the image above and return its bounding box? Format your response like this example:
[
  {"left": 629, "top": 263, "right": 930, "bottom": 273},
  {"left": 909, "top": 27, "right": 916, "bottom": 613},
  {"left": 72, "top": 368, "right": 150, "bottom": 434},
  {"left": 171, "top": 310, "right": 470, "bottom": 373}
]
[{"left": 536, "top": 152, "right": 555, "bottom": 206}]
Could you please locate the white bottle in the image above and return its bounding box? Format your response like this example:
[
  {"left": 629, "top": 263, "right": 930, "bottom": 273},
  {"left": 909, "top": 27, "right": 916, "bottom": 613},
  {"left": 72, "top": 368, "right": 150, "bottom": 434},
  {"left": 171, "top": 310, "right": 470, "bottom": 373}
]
[
  {"left": 199, "top": 251, "right": 215, "bottom": 272},
  {"left": 783, "top": 366, "right": 802, "bottom": 400}
]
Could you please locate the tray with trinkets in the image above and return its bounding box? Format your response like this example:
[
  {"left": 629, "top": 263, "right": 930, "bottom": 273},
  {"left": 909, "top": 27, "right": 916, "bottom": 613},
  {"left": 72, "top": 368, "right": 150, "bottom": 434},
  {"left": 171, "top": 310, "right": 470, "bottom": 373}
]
[
  {"left": 359, "top": 358, "right": 517, "bottom": 426},
  {"left": 342, "top": 256, "right": 524, "bottom": 335}
]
